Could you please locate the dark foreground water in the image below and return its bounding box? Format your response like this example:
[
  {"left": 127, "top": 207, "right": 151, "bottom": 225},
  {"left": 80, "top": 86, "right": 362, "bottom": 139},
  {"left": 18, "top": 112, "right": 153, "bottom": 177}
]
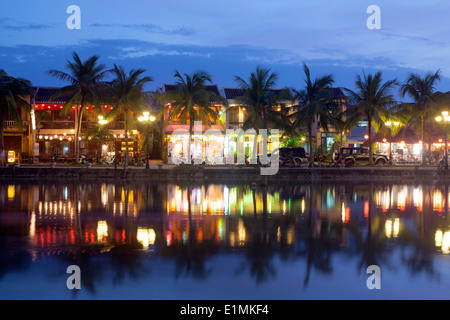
[{"left": 1, "top": 181, "right": 450, "bottom": 300}]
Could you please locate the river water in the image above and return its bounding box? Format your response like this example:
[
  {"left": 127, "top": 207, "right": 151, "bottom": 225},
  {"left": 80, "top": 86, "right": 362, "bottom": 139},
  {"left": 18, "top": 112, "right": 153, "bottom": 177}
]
[{"left": 1, "top": 181, "right": 450, "bottom": 300}]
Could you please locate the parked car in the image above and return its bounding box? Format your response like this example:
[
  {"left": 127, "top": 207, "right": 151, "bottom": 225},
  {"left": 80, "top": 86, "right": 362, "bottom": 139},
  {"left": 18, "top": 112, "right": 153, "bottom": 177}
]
[{"left": 334, "top": 147, "right": 389, "bottom": 166}]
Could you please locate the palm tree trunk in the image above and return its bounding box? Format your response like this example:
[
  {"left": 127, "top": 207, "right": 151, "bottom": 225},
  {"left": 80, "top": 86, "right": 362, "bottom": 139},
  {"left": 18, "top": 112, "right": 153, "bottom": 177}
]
[
  {"left": 188, "top": 120, "right": 193, "bottom": 165},
  {"left": 368, "top": 116, "right": 374, "bottom": 165},
  {"left": 123, "top": 112, "right": 128, "bottom": 170},
  {"left": 75, "top": 100, "right": 85, "bottom": 163},
  {"left": 74, "top": 105, "right": 79, "bottom": 163},
  {"left": 421, "top": 115, "right": 426, "bottom": 165},
  {"left": 0, "top": 125, "right": 4, "bottom": 166},
  {"left": 0, "top": 124, "right": 4, "bottom": 151},
  {"left": 308, "top": 122, "right": 314, "bottom": 167}
]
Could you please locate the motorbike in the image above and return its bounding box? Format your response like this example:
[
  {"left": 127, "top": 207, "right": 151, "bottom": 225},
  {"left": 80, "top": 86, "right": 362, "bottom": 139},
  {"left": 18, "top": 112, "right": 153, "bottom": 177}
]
[{"left": 438, "top": 156, "right": 450, "bottom": 170}]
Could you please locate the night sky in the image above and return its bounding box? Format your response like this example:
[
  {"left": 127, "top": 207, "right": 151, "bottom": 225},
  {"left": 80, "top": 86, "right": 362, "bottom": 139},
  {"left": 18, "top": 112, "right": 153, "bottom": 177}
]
[{"left": 2, "top": 0, "right": 450, "bottom": 97}]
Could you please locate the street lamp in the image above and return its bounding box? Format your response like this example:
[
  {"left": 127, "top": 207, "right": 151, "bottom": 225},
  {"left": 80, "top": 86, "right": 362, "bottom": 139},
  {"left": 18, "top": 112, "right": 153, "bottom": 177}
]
[
  {"left": 436, "top": 111, "right": 450, "bottom": 170},
  {"left": 98, "top": 115, "right": 108, "bottom": 164},
  {"left": 385, "top": 121, "right": 399, "bottom": 163},
  {"left": 138, "top": 112, "right": 156, "bottom": 169}
]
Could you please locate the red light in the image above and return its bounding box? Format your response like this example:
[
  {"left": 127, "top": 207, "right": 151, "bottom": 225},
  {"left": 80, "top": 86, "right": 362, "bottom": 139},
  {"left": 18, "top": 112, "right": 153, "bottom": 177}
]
[
  {"left": 364, "top": 201, "right": 369, "bottom": 218},
  {"left": 382, "top": 138, "right": 387, "bottom": 143}
]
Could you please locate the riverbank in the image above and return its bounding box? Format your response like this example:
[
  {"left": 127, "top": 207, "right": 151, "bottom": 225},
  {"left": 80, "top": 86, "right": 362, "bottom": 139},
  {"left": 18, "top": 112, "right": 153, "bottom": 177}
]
[{"left": 0, "top": 163, "right": 449, "bottom": 184}]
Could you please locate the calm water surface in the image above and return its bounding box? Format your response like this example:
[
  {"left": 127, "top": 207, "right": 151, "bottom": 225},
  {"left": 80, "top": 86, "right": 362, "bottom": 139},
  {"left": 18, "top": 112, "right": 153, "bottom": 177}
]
[{"left": 1, "top": 181, "right": 450, "bottom": 300}]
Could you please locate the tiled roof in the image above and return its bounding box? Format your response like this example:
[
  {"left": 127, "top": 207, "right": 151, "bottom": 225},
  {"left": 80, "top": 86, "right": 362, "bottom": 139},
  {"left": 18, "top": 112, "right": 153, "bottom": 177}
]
[
  {"left": 221, "top": 87, "right": 291, "bottom": 100},
  {"left": 162, "top": 83, "right": 221, "bottom": 96},
  {"left": 32, "top": 85, "right": 115, "bottom": 104},
  {"left": 33, "top": 86, "right": 69, "bottom": 104}
]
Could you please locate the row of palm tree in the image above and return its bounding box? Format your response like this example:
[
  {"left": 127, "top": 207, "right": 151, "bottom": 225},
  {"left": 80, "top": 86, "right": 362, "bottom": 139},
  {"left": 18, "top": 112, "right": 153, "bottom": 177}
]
[{"left": 1, "top": 51, "right": 448, "bottom": 167}]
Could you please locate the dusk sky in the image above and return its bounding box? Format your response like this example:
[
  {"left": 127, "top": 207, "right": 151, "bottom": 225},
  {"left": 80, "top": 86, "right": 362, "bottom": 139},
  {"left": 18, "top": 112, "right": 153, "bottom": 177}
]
[{"left": 2, "top": 0, "right": 450, "bottom": 98}]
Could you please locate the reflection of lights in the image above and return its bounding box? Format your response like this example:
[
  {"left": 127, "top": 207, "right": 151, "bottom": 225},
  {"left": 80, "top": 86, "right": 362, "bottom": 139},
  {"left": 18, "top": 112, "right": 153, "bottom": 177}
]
[
  {"left": 397, "top": 190, "right": 406, "bottom": 211},
  {"left": 433, "top": 190, "right": 443, "bottom": 212},
  {"left": 238, "top": 219, "right": 246, "bottom": 244},
  {"left": 97, "top": 220, "right": 108, "bottom": 240},
  {"left": 137, "top": 228, "right": 156, "bottom": 249},
  {"left": 436, "top": 229, "right": 443, "bottom": 247},
  {"left": 393, "top": 218, "right": 400, "bottom": 237},
  {"left": 301, "top": 199, "right": 305, "bottom": 214},
  {"left": 7, "top": 185, "right": 15, "bottom": 200},
  {"left": 413, "top": 187, "right": 423, "bottom": 212},
  {"left": 364, "top": 201, "right": 369, "bottom": 218},
  {"left": 385, "top": 218, "right": 400, "bottom": 238},
  {"left": 341, "top": 202, "right": 350, "bottom": 223},
  {"left": 435, "top": 229, "right": 450, "bottom": 254},
  {"left": 166, "top": 231, "right": 172, "bottom": 246},
  {"left": 385, "top": 220, "right": 392, "bottom": 238},
  {"left": 442, "top": 231, "right": 450, "bottom": 254}
]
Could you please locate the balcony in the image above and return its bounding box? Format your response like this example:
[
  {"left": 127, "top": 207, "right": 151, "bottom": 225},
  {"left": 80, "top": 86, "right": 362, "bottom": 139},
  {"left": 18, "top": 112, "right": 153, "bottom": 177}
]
[{"left": 4, "top": 120, "right": 29, "bottom": 132}]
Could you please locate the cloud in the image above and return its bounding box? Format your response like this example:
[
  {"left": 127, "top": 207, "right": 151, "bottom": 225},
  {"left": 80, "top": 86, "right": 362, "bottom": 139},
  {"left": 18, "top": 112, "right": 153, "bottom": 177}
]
[
  {"left": 0, "top": 17, "right": 52, "bottom": 32},
  {"left": 89, "top": 23, "right": 195, "bottom": 36}
]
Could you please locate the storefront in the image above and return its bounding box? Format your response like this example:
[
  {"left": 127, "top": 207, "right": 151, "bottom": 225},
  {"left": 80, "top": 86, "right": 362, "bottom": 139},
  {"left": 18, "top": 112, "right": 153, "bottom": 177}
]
[{"left": 167, "top": 131, "right": 280, "bottom": 164}]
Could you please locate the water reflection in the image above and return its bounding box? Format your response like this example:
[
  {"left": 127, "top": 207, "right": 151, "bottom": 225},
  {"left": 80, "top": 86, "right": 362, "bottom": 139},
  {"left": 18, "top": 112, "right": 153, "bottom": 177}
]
[{"left": 1, "top": 182, "right": 450, "bottom": 299}]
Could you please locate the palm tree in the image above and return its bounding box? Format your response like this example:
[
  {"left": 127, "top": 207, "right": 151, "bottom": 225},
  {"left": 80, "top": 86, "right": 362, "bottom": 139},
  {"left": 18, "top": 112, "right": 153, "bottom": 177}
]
[
  {"left": 0, "top": 70, "right": 32, "bottom": 163},
  {"left": 234, "top": 66, "right": 291, "bottom": 161},
  {"left": 290, "top": 63, "right": 336, "bottom": 167},
  {"left": 107, "top": 64, "right": 153, "bottom": 169},
  {"left": 47, "top": 52, "right": 111, "bottom": 163},
  {"left": 344, "top": 71, "right": 398, "bottom": 165},
  {"left": 397, "top": 70, "right": 444, "bottom": 164},
  {"left": 234, "top": 66, "right": 288, "bottom": 130},
  {"left": 162, "top": 70, "right": 225, "bottom": 164}
]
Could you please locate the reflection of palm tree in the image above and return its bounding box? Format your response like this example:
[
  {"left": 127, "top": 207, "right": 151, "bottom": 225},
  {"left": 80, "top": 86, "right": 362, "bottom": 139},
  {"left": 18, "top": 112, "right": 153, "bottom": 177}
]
[
  {"left": 400, "top": 184, "right": 438, "bottom": 278},
  {"left": 300, "top": 185, "right": 333, "bottom": 288},
  {"left": 236, "top": 185, "right": 277, "bottom": 284},
  {"left": 160, "top": 184, "right": 217, "bottom": 280},
  {"left": 352, "top": 185, "right": 391, "bottom": 275}
]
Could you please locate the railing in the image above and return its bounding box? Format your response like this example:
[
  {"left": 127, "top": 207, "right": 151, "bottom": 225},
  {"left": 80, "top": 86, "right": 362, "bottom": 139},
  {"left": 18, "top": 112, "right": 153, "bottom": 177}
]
[{"left": 4, "top": 120, "right": 29, "bottom": 131}]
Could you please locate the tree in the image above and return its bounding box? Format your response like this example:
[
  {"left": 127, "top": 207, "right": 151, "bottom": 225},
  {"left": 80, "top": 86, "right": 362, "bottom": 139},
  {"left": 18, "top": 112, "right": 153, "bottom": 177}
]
[
  {"left": 344, "top": 71, "right": 398, "bottom": 165},
  {"left": 107, "top": 64, "right": 153, "bottom": 169},
  {"left": 290, "top": 63, "right": 336, "bottom": 167},
  {"left": 47, "top": 52, "right": 111, "bottom": 163},
  {"left": 397, "top": 70, "right": 444, "bottom": 164},
  {"left": 234, "top": 66, "right": 291, "bottom": 160},
  {"left": 84, "top": 124, "right": 115, "bottom": 163},
  {"left": 0, "top": 70, "right": 32, "bottom": 160},
  {"left": 234, "top": 66, "right": 289, "bottom": 130},
  {"left": 146, "top": 91, "right": 171, "bottom": 161},
  {"left": 162, "top": 71, "right": 225, "bottom": 164}
]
